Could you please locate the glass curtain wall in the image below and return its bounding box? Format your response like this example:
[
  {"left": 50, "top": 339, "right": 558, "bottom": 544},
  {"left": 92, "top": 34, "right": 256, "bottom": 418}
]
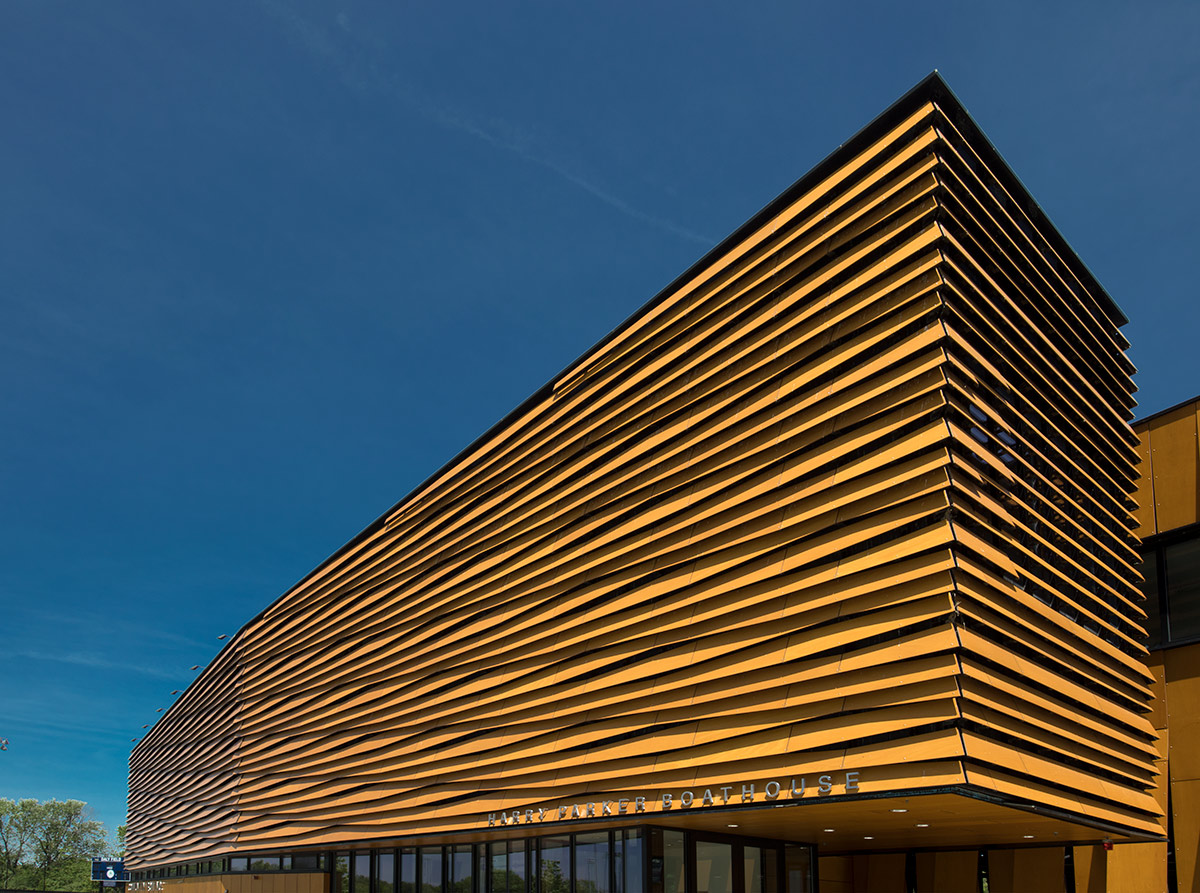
[
  {"left": 538, "top": 837, "right": 572, "bottom": 893},
  {"left": 377, "top": 852, "right": 396, "bottom": 893},
  {"left": 190, "top": 826, "right": 807, "bottom": 893},
  {"left": 574, "top": 833, "right": 611, "bottom": 893}
]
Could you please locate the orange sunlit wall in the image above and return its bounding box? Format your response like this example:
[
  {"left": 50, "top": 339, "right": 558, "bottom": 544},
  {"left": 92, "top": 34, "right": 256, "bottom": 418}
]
[{"left": 1111, "top": 397, "right": 1200, "bottom": 893}]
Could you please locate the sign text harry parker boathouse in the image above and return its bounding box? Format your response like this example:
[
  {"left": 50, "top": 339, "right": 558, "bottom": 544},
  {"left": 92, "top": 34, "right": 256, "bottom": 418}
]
[{"left": 486, "top": 771, "right": 862, "bottom": 826}]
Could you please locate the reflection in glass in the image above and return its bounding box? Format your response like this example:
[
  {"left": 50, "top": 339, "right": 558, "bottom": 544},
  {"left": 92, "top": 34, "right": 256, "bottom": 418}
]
[
  {"left": 509, "top": 842, "right": 526, "bottom": 893},
  {"left": 491, "top": 843, "right": 507, "bottom": 893},
  {"left": 400, "top": 849, "right": 417, "bottom": 893},
  {"left": 355, "top": 853, "right": 371, "bottom": 893},
  {"left": 1140, "top": 548, "right": 1162, "bottom": 647},
  {"left": 694, "top": 842, "right": 731, "bottom": 893},
  {"left": 334, "top": 853, "right": 350, "bottom": 893},
  {"left": 539, "top": 837, "right": 571, "bottom": 893},
  {"left": 449, "top": 846, "right": 473, "bottom": 893},
  {"left": 663, "top": 831, "right": 685, "bottom": 893},
  {"left": 491, "top": 841, "right": 526, "bottom": 893},
  {"left": 761, "top": 848, "right": 777, "bottom": 893},
  {"left": 422, "top": 848, "right": 444, "bottom": 893},
  {"left": 744, "top": 847, "right": 762, "bottom": 893},
  {"left": 616, "top": 829, "right": 642, "bottom": 893},
  {"left": 575, "top": 832, "right": 611, "bottom": 893},
  {"left": 1167, "top": 538, "right": 1200, "bottom": 641},
  {"left": 377, "top": 852, "right": 396, "bottom": 893},
  {"left": 783, "top": 845, "right": 812, "bottom": 893}
]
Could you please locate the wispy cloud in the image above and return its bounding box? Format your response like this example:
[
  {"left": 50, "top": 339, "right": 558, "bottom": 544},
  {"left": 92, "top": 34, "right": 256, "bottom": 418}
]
[
  {"left": 1, "top": 710, "right": 139, "bottom": 740},
  {"left": 7, "top": 649, "right": 182, "bottom": 681},
  {"left": 257, "top": 0, "right": 715, "bottom": 247},
  {"left": 17, "top": 607, "right": 212, "bottom": 651}
]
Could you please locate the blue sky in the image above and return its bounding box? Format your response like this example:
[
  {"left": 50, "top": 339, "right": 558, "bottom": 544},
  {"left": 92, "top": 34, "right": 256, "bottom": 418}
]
[{"left": 2, "top": 1, "right": 1197, "bottom": 839}]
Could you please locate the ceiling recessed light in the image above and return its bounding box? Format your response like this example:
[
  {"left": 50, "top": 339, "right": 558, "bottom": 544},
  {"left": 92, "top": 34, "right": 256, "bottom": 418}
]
[
  {"left": 863, "top": 836, "right": 874, "bottom": 840},
  {"left": 727, "top": 824, "right": 739, "bottom": 828},
  {"left": 823, "top": 828, "right": 835, "bottom": 833},
  {"left": 1023, "top": 835, "right": 1035, "bottom": 839},
  {"left": 916, "top": 823, "right": 929, "bottom": 828},
  {"left": 890, "top": 808, "right": 907, "bottom": 813}
]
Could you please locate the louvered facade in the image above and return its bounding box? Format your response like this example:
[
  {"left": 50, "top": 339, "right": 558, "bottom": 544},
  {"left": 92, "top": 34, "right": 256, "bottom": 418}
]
[{"left": 126, "top": 74, "right": 1162, "bottom": 893}]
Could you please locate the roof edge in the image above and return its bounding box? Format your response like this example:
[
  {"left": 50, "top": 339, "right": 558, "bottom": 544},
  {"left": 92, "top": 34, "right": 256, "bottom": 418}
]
[{"left": 223, "top": 71, "right": 1129, "bottom": 641}]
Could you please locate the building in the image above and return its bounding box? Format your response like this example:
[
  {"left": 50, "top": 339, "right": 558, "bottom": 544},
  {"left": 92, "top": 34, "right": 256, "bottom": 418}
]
[
  {"left": 126, "top": 74, "right": 1174, "bottom": 893},
  {"left": 1119, "top": 396, "right": 1200, "bottom": 892}
]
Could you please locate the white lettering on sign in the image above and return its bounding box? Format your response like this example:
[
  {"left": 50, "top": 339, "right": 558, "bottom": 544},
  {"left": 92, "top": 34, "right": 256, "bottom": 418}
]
[{"left": 479, "top": 771, "right": 866, "bottom": 825}]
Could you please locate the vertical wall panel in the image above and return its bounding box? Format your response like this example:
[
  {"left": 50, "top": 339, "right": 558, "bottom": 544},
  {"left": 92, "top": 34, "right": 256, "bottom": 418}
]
[
  {"left": 1133, "top": 433, "right": 1156, "bottom": 537},
  {"left": 1106, "top": 843, "right": 1167, "bottom": 893},
  {"left": 815, "top": 856, "right": 853, "bottom": 893},
  {"left": 920, "top": 850, "right": 977, "bottom": 893},
  {"left": 1072, "top": 845, "right": 1107, "bottom": 893},
  {"left": 1010, "top": 848, "right": 1066, "bottom": 893},
  {"left": 1148, "top": 408, "right": 1199, "bottom": 532},
  {"left": 1165, "top": 645, "right": 1200, "bottom": 782},
  {"left": 1166, "top": 643, "right": 1200, "bottom": 893},
  {"left": 861, "top": 854, "right": 906, "bottom": 892}
]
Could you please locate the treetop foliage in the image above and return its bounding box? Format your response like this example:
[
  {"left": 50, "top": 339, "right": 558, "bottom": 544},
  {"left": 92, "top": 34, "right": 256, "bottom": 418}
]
[{"left": 0, "top": 799, "right": 114, "bottom": 892}]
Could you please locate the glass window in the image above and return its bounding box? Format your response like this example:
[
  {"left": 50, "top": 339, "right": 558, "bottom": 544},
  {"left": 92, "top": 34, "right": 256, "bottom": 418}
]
[
  {"left": 282, "top": 857, "right": 293, "bottom": 872},
  {"left": 355, "top": 853, "right": 372, "bottom": 893},
  {"left": 695, "top": 841, "right": 731, "bottom": 893},
  {"left": 761, "top": 849, "right": 778, "bottom": 893},
  {"left": 491, "top": 842, "right": 527, "bottom": 893},
  {"left": 539, "top": 837, "right": 572, "bottom": 893},
  {"left": 1140, "top": 548, "right": 1163, "bottom": 648},
  {"left": 490, "top": 842, "right": 507, "bottom": 893},
  {"left": 231, "top": 858, "right": 250, "bottom": 873},
  {"left": 422, "top": 848, "right": 444, "bottom": 893},
  {"left": 335, "top": 853, "right": 351, "bottom": 893},
  {"left": 400, "top": 849, "right": 417, "bottom": 893},
  {"left": 615, "top": 829, "right": 642, "bottom": 893},
  {"left": 743, "top": 847, "right": 762, "bottom": 893},
  {"left": 295, "top": 855, "right": 320, "bottom": 872},
  {"left": 575, "top": 833, "right": 611, "bottom": 893},
  {"left": 509, "top": 842, "right": 527, "bottom": 893},
  {"left": 449, "top": 845, "right": 473, "bottom": 893},
  {"left": 743, "top": 847, "right": 776, "bottom": 893},
  {"left": 378, "top": 852, "right": 396, "bottom": 893},
  {"left": 1166, "top": 537, "right": 1200, "bottom": 642},
  {"left": 662, "top": 831, "right": 685, "bottom": 893},
  {"left": 783, "top": 846, "right": 812, "bottom": 893}
]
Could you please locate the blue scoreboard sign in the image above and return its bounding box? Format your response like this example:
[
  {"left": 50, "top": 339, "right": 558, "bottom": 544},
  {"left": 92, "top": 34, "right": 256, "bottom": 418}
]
[{"left": 91, "top": 861, "right": 128, "bottom": 883}]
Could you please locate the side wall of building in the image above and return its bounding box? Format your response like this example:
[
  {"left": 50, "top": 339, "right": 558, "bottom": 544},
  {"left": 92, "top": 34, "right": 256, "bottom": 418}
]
[
  {"left": 1123, "top": 400, "right": 1200, "bottom": 893},
  {"left": 811, "top": 399, "right": 1198, "bottom": 893}
]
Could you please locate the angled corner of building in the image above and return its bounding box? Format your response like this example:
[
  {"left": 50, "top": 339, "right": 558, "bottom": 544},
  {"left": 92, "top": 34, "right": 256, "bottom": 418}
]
[{"left": 125, "top": 73, "right": 1167, "bottom": 893}]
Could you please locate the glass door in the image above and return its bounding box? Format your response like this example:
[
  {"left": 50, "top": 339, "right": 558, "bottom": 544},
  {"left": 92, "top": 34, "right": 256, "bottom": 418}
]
[{"left": 693, "top": 841, "right": 733, "bottom": 893}]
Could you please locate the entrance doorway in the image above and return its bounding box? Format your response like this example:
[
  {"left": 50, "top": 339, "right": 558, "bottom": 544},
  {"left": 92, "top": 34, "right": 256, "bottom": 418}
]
[
  {"left": 652, "top": 830, "right": 808, "bottom": 893},
  {"left": 692, "top": 837, "right": 776, "bottom": 893}
]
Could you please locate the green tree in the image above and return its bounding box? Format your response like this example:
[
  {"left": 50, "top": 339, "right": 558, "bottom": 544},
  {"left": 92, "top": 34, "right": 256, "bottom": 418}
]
[
  {"left": 0, "top": 799, "right": 108, "bottom": 892},
  {"left": 539, "top": 861, "right": 569, "bottom": 893},
  {"left": 0, "top": 799, "right": 39, "bottom": 888},
  {"left": 30, "top": 801, "right": 106, "bottom": 891}
]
